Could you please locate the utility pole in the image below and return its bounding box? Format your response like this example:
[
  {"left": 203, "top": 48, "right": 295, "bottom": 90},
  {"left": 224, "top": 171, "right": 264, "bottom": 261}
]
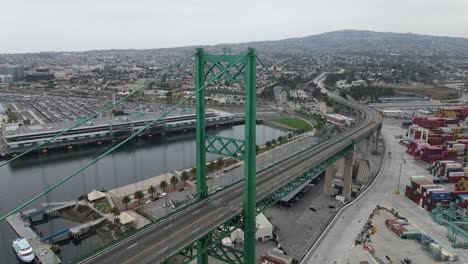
[{"left": 396, "top": 152, "right": 406, "bottom": 195}]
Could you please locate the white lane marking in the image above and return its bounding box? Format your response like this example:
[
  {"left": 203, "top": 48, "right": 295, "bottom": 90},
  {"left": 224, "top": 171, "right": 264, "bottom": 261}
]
[
  {"left": 192, "top": 227, "right": 200, "bottom": 234},
  {"left": 216, "top": 213, "right": 226, "bottom": 219},
  {"left": 158, "top": 247, "right": 168, "bottom": 253},
  {"left": 163, "top": 224, "right": 173, "bottom": 230},
  {"left": 191, "top": 209, "right": 200, "bottom": 215},
  {"left": 127, "top": 243, "right": 138, "bottom": 249}
]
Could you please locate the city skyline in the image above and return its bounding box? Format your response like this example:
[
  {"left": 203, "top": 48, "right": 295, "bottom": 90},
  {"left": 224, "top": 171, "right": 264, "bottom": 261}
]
[{"left": 1, "top": 0, "right": 468, "bottom": 54}]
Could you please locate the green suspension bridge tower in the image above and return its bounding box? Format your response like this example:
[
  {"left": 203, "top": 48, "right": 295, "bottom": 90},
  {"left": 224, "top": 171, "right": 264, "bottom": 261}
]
[{"left": 195, "top": 48, "right": 257, "bottom": 264}]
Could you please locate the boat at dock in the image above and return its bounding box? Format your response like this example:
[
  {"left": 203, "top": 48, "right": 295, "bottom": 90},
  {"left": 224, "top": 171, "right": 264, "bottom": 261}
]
[{"left": 12, "top": 238, "right": 35, "bottom": 263}]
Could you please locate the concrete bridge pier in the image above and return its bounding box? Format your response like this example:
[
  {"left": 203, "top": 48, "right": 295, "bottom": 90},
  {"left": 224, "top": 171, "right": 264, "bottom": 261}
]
[
  {"left": 343, "top": 146, "right": 356, "bottom": 201},
  {"left": 335, "top": 158, "right": 345, "bottom": 180},
  {"left": 323, "top": 166, "right": 334, "bottom": 195},
  {"left": 373, "top": 127, "right": 381, "bottom": 153},
  {"left": 356, "top": 137, "right": 371, "bottom": 184}
]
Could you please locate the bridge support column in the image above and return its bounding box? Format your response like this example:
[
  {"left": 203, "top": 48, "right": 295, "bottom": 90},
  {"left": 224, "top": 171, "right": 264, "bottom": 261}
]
[
  {"left": 343, "top": 146, "right": 355, "bottom": 201},
  {"left": 324, "top": 166, "right": 334, "bottom": 195},
  {"left": 356, "top": 138, "right": 371, "bottom": 185},
  {"left": 335, "top": 158, "right": 345, "bottom": 180},
  {"left": 374, "top": 128, "right": 381, "bottom": 153},
  {"left": 363, "top": 136, "right": 371, "bottom": 161}
]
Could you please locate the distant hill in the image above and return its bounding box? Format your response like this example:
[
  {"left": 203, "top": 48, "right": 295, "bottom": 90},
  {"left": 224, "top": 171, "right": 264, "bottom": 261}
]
[{"left": 214, "top": 30, "right": 468, "bottom": 56}]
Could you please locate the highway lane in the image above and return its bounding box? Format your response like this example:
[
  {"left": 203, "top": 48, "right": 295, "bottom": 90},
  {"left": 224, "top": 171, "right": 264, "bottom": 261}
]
[{"left": 80, "top": 86, "right": 382, "bottom": 264}]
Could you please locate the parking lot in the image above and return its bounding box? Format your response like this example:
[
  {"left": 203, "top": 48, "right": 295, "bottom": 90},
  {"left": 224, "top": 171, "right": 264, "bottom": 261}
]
[{"left": 0, "top": 93, "right": 169, "bottom": 124}]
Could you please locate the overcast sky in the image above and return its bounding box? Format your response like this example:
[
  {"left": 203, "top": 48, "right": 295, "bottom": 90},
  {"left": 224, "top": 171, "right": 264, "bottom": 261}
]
[{"left": 2, "top": 0, "right": 467, "bottom": 54}]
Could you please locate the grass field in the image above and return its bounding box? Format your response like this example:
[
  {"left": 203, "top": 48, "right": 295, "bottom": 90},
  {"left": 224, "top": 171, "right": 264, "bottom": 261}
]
[
  {"left": 94, "top": 199, "right": 112, "bottom": 214},
  {"left": 386, "top": 85, "right": 461, "bottom": 100},
  {"left": 274, "top": 117, "right": 312, "bottom": 131}
]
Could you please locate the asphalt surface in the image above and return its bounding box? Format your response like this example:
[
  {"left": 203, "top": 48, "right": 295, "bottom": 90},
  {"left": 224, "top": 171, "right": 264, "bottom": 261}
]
[
  {"left": 79, "top": 79, "right": 382, "bottom": 264},
  {"left": 305, "top": 121, "right": 468, "bottom": 264}
]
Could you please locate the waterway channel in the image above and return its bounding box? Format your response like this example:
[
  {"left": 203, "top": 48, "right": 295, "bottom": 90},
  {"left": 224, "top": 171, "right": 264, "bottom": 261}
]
[{"left": 0, "top": 124, "right": 288, "bottom": 263}]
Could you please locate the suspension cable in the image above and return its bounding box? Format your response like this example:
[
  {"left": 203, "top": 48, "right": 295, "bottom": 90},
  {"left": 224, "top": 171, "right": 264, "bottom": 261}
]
[
  {"left": 0, "top": 53, "right": 196, "bottom": 168},
  {"left": 0, "top": 53, "right": 248, "bottom": 223}
]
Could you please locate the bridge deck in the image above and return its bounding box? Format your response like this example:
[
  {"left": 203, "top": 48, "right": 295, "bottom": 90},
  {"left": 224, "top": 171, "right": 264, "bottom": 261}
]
[{"left": 7, "top": 209, "right": 62, "bottom": 264}]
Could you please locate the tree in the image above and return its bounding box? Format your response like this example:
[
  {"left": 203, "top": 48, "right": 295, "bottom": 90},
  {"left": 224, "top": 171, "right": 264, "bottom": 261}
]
[
  {"left": 170, "top": 175, "right": 179, "bottom": 190},
  {"left": 266, "top": 141, "right": 272, "bottom": 148},
  {"left": 134, "top": 190, "right": 144, "bottom": 205},
  {"left": 181, "top": 171, "right": 190, "bottom": 185},
  {"left": 278, "top": 136, "right": 284, "bottom": 143},
  {"left": 159, "top": 180, "right": 168, "bottom": 192},
  {"left": 190, "top": 167, "right": 196, "bottom": 178},
  {"left": 110, "top": 207, "right": 120, "bottom": 222},
  {"left": 272, "top": 139, "right": 277, "bottom": 145},
  {"left": 288, "top": 133, "right": 292, "bottom": 140},
  {"left": 148, "top": 185, "right": 156, "bottom": 198},
  {"left": 122, "top": 195, "right": 131, "bottom": 210}
]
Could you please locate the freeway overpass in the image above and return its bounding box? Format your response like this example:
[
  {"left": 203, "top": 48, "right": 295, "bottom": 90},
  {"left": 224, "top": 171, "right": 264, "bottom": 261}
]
[{"left": 78, "top": 77, "right": 382, "bottom": 264}]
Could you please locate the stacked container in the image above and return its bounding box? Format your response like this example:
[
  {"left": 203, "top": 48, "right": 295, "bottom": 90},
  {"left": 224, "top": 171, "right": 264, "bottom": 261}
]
[
  {"left": 405, "top": 176, "right": 453, "bottom": 211},
  {"left": 406, "top": 140, "right": 430, "bottom": 157},
  {"left": 428, "top": 160, "right": 454, "bottom": 177},
  {"left": 412, "top": 117, "right": 446, "bottom": 129},
  {"left": 385, "top": 219, "right": 420, "bottom": 239},
  {"left": 455, "top": 194, "right": 468, "bottom": 209}
]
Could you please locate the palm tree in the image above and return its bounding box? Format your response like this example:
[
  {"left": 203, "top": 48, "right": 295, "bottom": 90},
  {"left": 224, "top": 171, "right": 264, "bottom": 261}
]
[
  {"left": 148, "top": 185, "right": 156, "bottom": 198},
  {"left": 190, "top": 167, "right": 196, "bottom": 180},
  {"left": 122, "top": 195, "right": 131, "bottom": 210},
  {"left": 134, "top": 190, "right": 144, "bottom": 205},
  {"left": 181, "top": 171, "right": 190, "bottom": 186},
  {"left": 159, "top": 180, "right": 168, "bottom": 192},
  {"left": 110, "top": 207, "right": 120, "bottom": 222},
  {"left": 170, "top": 175, "right": 179, "bottom": 190}
]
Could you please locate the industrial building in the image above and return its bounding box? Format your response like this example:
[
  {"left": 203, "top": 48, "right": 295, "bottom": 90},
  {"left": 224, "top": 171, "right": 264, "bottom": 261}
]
[
  {"left": 229, "top": 213, "right": 273, "bottom": 243},
  {"left": 0, "top": 65, "right": 24, "bottom": 82},
  {"left": 325, "top": 113, "right": 356, "bottom": 126},
  {"left": 1, "top": 109, "right": 236, "bottom": 153}
]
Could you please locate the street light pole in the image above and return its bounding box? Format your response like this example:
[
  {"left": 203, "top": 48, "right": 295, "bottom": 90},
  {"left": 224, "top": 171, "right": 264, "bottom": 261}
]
[{"left": 396, "top": 152, "right": 406, "bottom": 195}]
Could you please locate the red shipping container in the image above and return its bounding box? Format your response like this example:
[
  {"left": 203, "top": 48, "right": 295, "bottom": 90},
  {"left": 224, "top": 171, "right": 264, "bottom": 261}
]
[
  {"left": 448, "top": 175, "right": 465, "bottom": 183},
  {"left": 451, "top": 190, "right": 468, "bottom": 197}
]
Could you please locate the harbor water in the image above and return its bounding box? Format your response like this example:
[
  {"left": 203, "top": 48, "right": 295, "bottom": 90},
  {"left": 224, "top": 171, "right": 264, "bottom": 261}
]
[{"left": 0, "top": 124, "right": 288, "bottom": 263}]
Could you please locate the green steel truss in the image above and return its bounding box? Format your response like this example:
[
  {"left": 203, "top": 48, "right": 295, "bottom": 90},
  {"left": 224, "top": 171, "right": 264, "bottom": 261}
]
[
  {"left": 195, "top": 48, "right": 257, "bottom": 264},
  {"left": 161, "top": 215, "right": 245, "bottom": 264},
  {"left": 256, "top": 143, "right": 355, "bottom": 212},
  {"left": 431, "top": 203, "right": 468, "bottom": 248},
  {"left": 206, "top": 135, "right": 245, "bottom": 159},
  {"left": 163, "top": 141, "right": 356, "bottom": 264}
]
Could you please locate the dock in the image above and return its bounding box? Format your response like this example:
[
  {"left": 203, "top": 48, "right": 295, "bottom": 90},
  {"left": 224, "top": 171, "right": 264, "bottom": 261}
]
[
  {"left": 69, "top": 218, "right": 106, "bottom": 239},
  {"left": 41, "top": 201, "right": 79, "bottom": 217},
  {"left": 7, "top": 209, "right": 61, "bottom": 264}
]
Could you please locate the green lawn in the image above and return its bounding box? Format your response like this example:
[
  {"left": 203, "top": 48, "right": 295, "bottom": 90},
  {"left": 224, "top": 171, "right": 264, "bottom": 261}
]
[
  {"left": 274, "top": 117, "right": 312, "bottom": 131},
  {"left": 94, "top": 199, "right": 112, "bottom": 214}
]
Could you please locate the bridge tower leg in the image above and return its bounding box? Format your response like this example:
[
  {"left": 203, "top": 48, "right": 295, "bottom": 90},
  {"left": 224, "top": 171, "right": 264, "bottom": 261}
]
[
  {"left": 193, "top": 48, "right": 257, "bottom": 264},
  {"left": 195, "top": 48, "right": 209, "bottom": 264},
  {"left": 243, "top": 48, "right": 257, "bottom": 264},
  {"left": 343, "top": 145, "right": 355, "bottom": 201}
]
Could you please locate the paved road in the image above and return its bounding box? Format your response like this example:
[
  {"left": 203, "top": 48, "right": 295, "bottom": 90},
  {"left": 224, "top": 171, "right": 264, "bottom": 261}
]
[
  {"left": 305, "top": 121, "right": 468, "bottom": 264},
  {"left": 80, "top": 80, "right": 382, "bottom": 264}
]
